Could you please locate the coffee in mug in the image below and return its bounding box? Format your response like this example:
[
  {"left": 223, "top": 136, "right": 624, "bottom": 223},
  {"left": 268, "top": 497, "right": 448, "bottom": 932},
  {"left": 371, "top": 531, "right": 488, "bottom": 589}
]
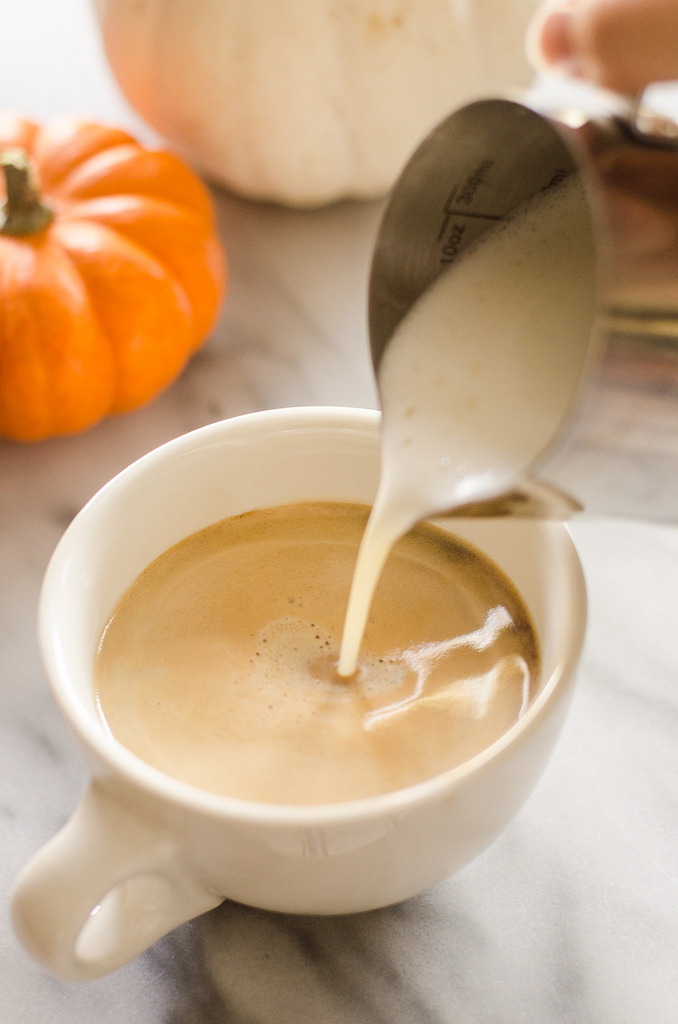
[{"left": 94, "top": 500, "right": 540, "bottom": 805}]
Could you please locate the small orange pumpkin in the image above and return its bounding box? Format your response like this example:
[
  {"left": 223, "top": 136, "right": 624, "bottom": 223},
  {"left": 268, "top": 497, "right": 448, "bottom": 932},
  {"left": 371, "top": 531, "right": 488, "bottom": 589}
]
[{"left": 0, "top": 113, "right": 227, "bottom": 441}]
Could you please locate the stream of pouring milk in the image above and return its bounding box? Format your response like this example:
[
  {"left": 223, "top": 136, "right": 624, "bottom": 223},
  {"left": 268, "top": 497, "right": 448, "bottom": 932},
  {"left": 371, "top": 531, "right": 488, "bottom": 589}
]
[{"left": 338, "top": 175, "right": 597, "bottom": 677}]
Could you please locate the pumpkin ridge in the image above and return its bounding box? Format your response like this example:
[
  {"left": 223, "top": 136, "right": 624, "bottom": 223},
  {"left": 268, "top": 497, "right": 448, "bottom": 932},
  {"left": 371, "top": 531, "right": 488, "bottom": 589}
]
[
  {"left": 0, "top": 240, "right": 50, "bottom": 438},
  {"left": 33, "top": 119, "right": 138, "bottom": 192},
  {"left": 56, "top": 193, "right": 226, "bottom": 343},
  {"left": 55, "top": 210, "right": 198, "bottom": 337},
  {"left": 53, "top": 218, "right": 195, "bottom": 412},
  {"left": 49, "top": 144, "right": 215, "bottom": 222},
  {"left": 55, "top": 193, "right": 214, "bottom": 246},
  {"left": 53, "top": 234, "right": 125, "bottom": 409},
  {"left": 0, "top": 236, "right": 115, "bottom": 440},
  {"left": 41, "top": 241, "right": 118, "bottom": 433}
]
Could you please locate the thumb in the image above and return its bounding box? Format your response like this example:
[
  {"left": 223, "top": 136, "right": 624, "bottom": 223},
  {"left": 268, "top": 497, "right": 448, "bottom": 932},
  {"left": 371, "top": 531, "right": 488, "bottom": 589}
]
[{"left": 527, "top": 0, "right": 678, "bottom": 95}]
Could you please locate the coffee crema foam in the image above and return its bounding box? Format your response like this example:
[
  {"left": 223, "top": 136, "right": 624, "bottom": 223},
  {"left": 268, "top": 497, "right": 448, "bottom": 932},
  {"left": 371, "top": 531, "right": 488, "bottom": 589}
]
[{"left": 94, "top": 502, "right": 540, "bottom": 804}]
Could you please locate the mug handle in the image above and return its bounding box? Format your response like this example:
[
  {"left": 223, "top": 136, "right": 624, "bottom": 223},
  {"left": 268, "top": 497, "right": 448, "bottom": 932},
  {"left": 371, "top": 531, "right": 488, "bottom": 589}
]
[{"left": 11, "top": 780, "right": 223, "bottom": 981}]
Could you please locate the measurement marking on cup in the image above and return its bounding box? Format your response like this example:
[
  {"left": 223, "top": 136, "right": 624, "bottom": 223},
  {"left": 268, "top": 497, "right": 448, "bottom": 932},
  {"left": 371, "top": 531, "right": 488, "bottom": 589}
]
[
  {"left": 440, "top": 210, "right": 503, "bottom": 226},
  {"left": 438, "top": 210, "right": 503, "bottom": 264},
  {"left": 437, "top": 161, "right": 500, "bottom": 261}
]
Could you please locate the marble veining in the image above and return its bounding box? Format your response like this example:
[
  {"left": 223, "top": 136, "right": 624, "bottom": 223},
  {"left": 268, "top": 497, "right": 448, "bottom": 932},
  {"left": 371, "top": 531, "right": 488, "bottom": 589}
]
[{"left": 1, "top": 2, "right": 677, "bottom": 1022}]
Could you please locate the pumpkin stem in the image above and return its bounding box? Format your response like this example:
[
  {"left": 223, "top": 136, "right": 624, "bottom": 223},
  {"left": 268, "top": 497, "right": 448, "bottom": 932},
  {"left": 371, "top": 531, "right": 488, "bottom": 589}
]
[{"left": 0, "top": 148, "right": 54, "bottom": 236}]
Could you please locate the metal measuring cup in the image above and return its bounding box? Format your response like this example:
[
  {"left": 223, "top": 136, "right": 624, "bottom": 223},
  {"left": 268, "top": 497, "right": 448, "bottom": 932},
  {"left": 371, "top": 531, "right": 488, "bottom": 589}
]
[{"left": 368, "top": 92, "right": 678, "bottom": 523}]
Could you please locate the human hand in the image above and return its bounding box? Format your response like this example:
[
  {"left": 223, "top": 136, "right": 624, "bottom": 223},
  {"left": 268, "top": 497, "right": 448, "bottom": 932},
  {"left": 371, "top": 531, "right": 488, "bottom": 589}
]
[{"left": 527, "top": 0, "right": 678, "bottom": 94}]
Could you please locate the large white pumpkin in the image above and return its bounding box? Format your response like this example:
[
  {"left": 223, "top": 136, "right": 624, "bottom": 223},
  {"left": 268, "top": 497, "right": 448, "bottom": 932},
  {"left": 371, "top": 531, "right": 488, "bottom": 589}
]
[{"left": 92, "top": 0, "right": 539, "bottom": 207}]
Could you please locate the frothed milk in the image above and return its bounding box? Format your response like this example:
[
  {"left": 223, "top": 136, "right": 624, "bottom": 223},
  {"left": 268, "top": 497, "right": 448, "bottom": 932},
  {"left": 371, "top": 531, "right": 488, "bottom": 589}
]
[{"left": 338, "top": 176, "right": 595, "bottom": 675}]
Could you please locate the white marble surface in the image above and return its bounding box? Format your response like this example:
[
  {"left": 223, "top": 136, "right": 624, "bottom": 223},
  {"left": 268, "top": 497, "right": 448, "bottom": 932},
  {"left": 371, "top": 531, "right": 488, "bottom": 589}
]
[{"left": 1, "top": 2, "right": 677, "bottom": 1021}]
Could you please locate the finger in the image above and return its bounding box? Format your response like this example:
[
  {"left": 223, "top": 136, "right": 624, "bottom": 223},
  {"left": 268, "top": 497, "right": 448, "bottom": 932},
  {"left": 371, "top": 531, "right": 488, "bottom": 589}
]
[{"left": 527, "top": 0, "right": 678, "bottom": 94}]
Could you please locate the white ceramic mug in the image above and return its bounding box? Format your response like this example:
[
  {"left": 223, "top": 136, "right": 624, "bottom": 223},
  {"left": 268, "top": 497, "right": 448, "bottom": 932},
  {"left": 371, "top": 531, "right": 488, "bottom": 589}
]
[{"left": 11, "top": 407, "right": 587, "bottom": 981}]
